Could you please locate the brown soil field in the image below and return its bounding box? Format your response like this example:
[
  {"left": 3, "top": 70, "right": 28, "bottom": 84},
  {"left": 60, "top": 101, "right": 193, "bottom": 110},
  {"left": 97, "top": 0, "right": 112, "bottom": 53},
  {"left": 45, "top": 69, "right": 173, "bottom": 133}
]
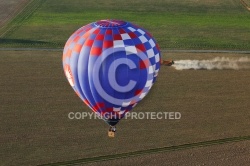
[
  {"left": 0, "top": 50, "right": 249, "bottom": 165},
  {"left": 85, "top": 141, "right": 250, "bottom": 166},
  {"left": 0, "top": 0, "right": 30, "bottom": 27}
]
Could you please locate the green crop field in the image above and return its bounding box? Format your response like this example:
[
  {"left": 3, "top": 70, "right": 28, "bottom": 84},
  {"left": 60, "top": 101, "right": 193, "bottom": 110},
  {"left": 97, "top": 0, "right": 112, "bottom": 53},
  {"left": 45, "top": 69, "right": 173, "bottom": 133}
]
[
  {"left": 1, "top": 0, "right": 250, "bottom": 165},
  {"left": 0, "top": 0, "right": 250, "bottom": 50}
]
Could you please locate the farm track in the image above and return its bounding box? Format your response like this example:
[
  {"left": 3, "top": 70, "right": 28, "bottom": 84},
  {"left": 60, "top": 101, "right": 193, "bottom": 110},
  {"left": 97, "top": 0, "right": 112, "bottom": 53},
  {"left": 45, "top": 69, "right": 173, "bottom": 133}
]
[
  {"left": 0, "top": 0, "right": 30, "bottom": 28},
  {"left": 240, "top": 0, "right": 250, "bottom": 11},
  {"left": 38, "top": 136, "right": 250, "bottom": 166},
  {"left": 0, "top": 0, "right": 46, "bottom": 38}
]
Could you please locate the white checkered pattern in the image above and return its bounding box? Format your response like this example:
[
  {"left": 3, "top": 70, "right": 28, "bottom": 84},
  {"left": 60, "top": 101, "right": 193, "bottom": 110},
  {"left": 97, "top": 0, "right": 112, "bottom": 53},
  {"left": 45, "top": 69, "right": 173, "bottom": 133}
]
[
  {"left": 122, "top": 101, "right": 131, "bottom": 107},
  {"left": 125, "top": 46, "right": 137, "bottom": 55},
  {"left": 139, "top": 35, "right": 148, "bottom": 43},
  {"left": 137, "top": 29, "right": 145, "bottom": 35},
  {"left": 128, "top": 27, "right": 136, "bottom": 32},
  {"left": 113, "top": 107, "right": 121, "bottom": 112},
  {"left": 121, "top": 33, "right": 131, "bottom": 40},
  {"left": 114, "top": 40, "right": 125, "bottom": 48}
]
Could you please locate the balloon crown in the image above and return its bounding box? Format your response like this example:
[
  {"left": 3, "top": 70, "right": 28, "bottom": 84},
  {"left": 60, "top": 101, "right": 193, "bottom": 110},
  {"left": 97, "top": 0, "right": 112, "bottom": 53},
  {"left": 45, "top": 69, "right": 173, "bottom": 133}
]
[{"left": 95, "top": 19, "right": 127, "bottom": 27}]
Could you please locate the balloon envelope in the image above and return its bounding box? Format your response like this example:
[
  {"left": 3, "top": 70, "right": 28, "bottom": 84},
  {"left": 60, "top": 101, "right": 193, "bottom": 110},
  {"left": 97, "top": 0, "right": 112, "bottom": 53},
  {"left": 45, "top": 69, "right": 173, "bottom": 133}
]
[{"left": 63, "top": 19, "right": 161, "bottom": 126}]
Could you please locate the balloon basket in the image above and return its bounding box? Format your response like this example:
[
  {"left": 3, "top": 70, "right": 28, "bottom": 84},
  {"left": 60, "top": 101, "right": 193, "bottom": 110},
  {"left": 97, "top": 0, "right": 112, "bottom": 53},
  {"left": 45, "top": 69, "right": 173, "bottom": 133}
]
[
  {"left": 108, "top": 126, "right": 116, "bottom": 138},
  {"left": 108, "top": 131, "right": 115, "bottom": 138}
]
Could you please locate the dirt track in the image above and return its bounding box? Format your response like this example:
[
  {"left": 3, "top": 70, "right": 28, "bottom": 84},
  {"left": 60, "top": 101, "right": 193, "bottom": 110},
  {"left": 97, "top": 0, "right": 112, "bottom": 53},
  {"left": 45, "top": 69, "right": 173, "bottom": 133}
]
[
  {"left": 0, "top": 0, "right": 30, "bottom": 27},
  {"left": 240, "top": 0, "right": 250, "bottom": 11}
]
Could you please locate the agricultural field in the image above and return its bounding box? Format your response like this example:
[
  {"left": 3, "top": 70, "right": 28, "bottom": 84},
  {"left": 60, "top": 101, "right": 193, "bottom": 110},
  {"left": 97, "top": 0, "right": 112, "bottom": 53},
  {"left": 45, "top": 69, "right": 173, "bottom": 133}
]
[
  {"left": 84, "top": 141, "right": 250, "bottom": 166},
  {"left": 1, "top": 51, "right": 250, "bottom": 165},
  {"left": 0, "top": 0, "right": 250, "bottom": 50},
  {"left": 0, "top": 0, "right": 250, "bottom": 166}
]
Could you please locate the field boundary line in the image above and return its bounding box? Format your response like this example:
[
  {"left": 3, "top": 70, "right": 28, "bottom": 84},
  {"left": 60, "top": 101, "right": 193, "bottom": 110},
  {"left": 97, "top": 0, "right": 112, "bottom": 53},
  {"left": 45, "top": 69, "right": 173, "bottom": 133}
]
[
  {"left": 38, "top": 135, "right": 250, "bottom": 166},
  {"left": 0, "top": 48, "right": 250, "bottom": 54},
  {"left": 162, "top": 49, "right": 250, "bottom": 54},
  {"left": 240, "top": 0, "right": 250, "bottom": 11}
]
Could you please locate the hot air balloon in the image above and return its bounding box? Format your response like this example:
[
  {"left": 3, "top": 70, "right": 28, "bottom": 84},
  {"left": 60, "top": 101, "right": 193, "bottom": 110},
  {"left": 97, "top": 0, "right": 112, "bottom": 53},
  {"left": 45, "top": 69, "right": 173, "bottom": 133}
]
[{"left": 62, "top": 19, "right": 161, "bottom": 137}]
